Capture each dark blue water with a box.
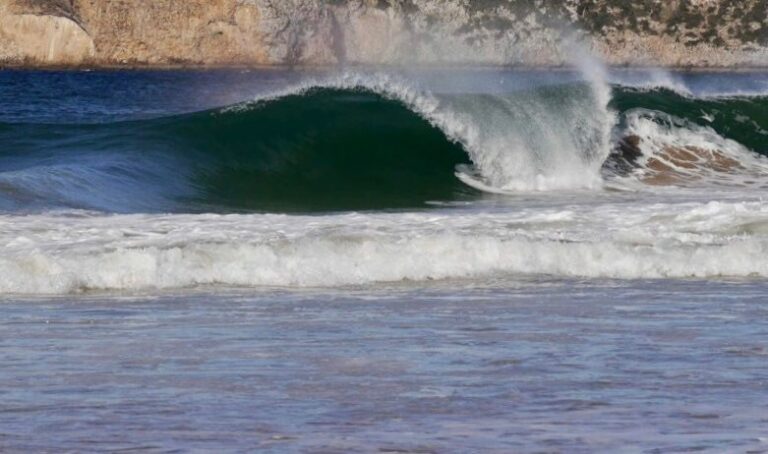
[0,69,312,123]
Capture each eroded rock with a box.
[0,0,766,67]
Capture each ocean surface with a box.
[1,68,768,452]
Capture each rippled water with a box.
[2,280,768,452]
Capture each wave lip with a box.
[3,202,768,294]
[233,72,616,193]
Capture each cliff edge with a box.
[1,0,766,68]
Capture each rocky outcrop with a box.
[71,0,269,65]
[0,0,766,68]
[0,0,94,64]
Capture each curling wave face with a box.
[0,83,473,212]
[3,71,768,293]
[0,72,618,213]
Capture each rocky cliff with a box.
[1,0,766,68]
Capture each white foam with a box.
[2,200,768,294]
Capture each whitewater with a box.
[4,196,768,293]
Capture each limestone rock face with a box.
[71,0,269,65]
[0,0,766,67]
[0,0,94,64]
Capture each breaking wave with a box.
[0,72,615,212]
[3,200,768,294]
[3,71,768,294]
[2,72,768,215]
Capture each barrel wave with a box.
[2,73,768,215]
